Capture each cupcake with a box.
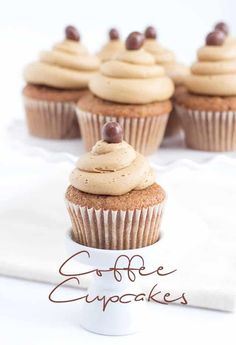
[97,28,124,62]
[176,30,236,151]
[23,25,100,139]
[77,32,174,155]
[144,26,190,136]
[65,122,166,249]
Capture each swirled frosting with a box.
[144,39,190,86]
[89,48,174,104]
[186,43,236,96]
[98,40,124,62]
[24,39,100,89]
[69,140,156,195]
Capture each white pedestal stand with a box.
[66,231,159,336]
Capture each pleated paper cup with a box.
[164,107,182,137]
[176,105,236,151]
[65,198,165,250]
[76,107,169,155]
[23,96,80,139]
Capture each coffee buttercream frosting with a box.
[69,140,156,195]
[89,48,174,104]
[186,43,236,96]
[24,39,100,89]
[144,39,189,85]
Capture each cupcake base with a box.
[176,91,236,151]
[65,183,166,250]
[77,93,172,155]
[23,84,88,139]
[176,105,236,151]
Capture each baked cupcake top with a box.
[186,30,236,96]
[143,26,190,86]
[89,31,174,104]
[23,26,100,90]
[69,122,156,196]
[97,28,124,62]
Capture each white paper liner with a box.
[176,105,236,151]
[76,107,169,155]
[65,199,165,250]
[23,96,80,139]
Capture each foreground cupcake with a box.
[97,28,124,62]
[176,30,236,151]
[65,122,166,249]
[77,32,174,155]
[144,26,189,136]
[23,25,100,139]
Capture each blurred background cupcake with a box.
[23,25,100,139]
[176,29,236,151]
[66,122,166,249]
[77,31,174,155]
[214,21,236,46]
[97,28,124,62]
[144,25,190,137]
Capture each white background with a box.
[1,1,236,344]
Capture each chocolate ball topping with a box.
[125,31,145,50]
[144,26,157,39]
[65,25,80,41]
[109,28,119,40]
[215,22,229,35]
[206,30,225,46]
[102,122,123,144]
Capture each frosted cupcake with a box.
[77,32,174,155]
[176,30,236,151]
[144,26,189,136]
[97,28,124,62]
[65,122,166,249]
[23,26,100,139]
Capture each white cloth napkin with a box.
[0,150,236,311]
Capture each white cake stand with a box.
[66,230,160,336]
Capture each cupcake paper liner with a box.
[65,199,165,250]
[76,107,169,155]
[23,96,80,139]
[164,107,182,137]
[176,105,236,151]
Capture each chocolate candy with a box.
[144,26,157,39]
[109,28,119,40]
[215,22,229,35]
[102,122,123,143]
[126,31,144,50]
[206,30,225,46]
[65,25,80,41]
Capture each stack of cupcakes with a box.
[77,31,174,155]
[143,26,189,136]
[23,25,100,139]
[65,121,166,249]
[176,29,236,151]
